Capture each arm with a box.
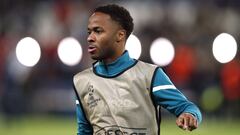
[152,68,202,130]
[76,100,93,135]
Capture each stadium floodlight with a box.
[212,33,237,64]
[57,37,83,66]
[16,37,41,67]
[150,37,175,66]
[125,34,142,59]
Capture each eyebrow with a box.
[87,26,103,31]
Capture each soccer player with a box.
[73,4,202,135]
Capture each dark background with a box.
[0,0,239,125]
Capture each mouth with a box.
[88,45,97,53]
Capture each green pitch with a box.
[0,115,239,135]
[161,117,240,135]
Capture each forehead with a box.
[88,12,117,28]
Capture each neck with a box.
[102,49,125,65]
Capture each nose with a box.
[87,32,96,43]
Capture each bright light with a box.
[212,33,237,63]
[150,38,175,66]
[16,37,41,67]
[125,34,142,59]
[58,37,82,66]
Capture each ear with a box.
[116,30,126,43]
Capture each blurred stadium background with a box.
[0,0,240,134]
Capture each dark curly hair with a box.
[93,4,134,39]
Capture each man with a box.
[73,4,202,135]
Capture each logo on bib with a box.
[87,84,101,109]
[95,125,147,135]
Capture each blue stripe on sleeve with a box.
[152,68,202,124]
[76,101,93,135]
[153,68,173,87]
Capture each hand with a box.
[176,113,198,131]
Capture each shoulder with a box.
[134,61,159,82]
[73,68,93,84]
[136,60,158,70]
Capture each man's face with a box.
[87,12,120,61]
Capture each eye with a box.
[94,27,103,34]
[95,29,102,34]
[87,30,91,35]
